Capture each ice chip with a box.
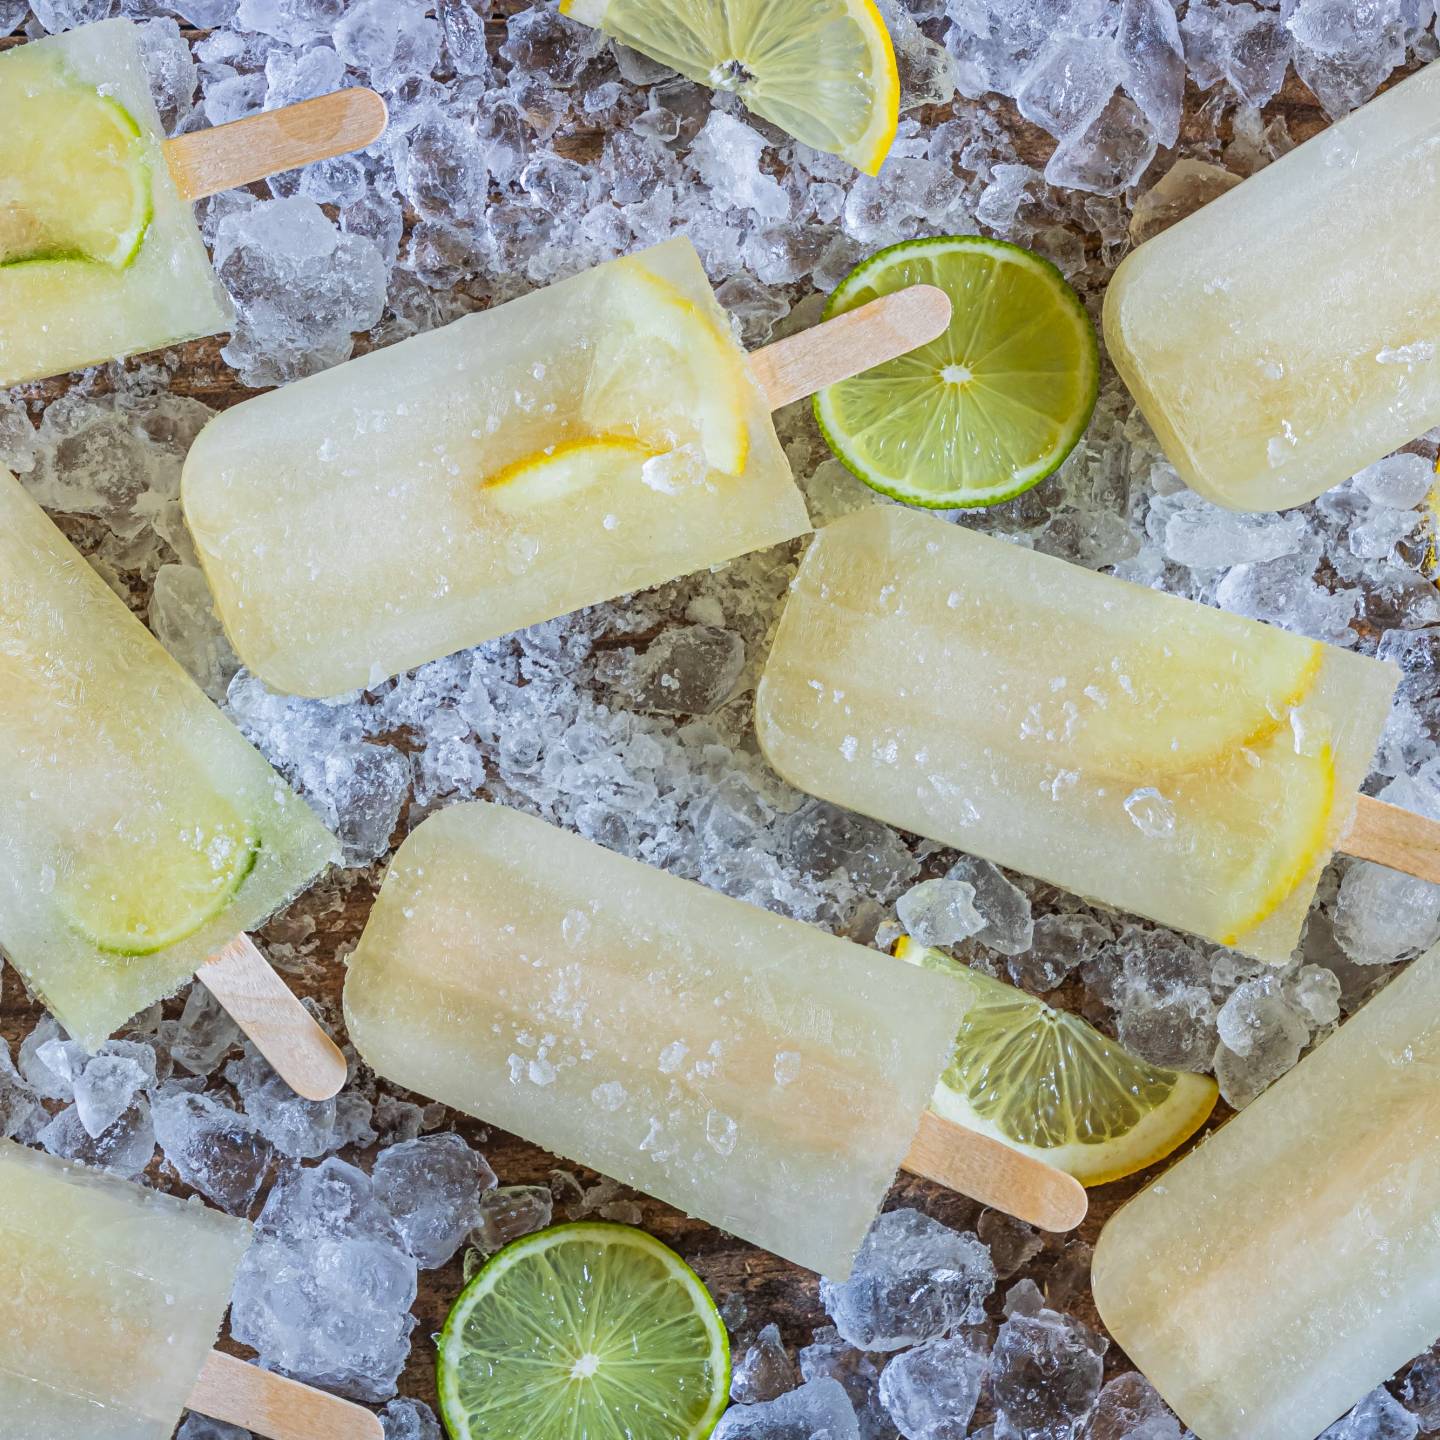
[714,1377,861,1440]
[372,1132,496,1269]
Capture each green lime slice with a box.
[0,54,154,271]
[60,797,260,956]
[897,939,1216,1187]
[815,236,1100,507]
[437,1222,730,1440]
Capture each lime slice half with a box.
[815,236,1100,507]
[561,0,899,174]
[0,54,153,271]
[60,797,260,956]
[437,1222,730,1440]
[897,939,1217,1186]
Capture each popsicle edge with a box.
[902,1109,1089,1233]
[197,933,347,1101]
[189,1351,383,1440]
[1341,794,1440,883]
[748,285,953,411]
[164,88,389,203]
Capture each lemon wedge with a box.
[482,435,658,513]
[897,938,1218,1187]
[584,259,751,477]
[561,0,899,175]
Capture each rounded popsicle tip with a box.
[344,86,389,150]
[887,282,953,349]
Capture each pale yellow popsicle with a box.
[343,801,967,1278]
[0,1138,253,1439]
[1093,940,1440,1440]
[1105,58,1440,511]
[183,237,809,698]
[0,470,339,1050]
[755,508,1397,962]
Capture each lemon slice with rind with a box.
[897,938,1218,1186]
[816,236,1099,506]
[438,1222,730,1440]
[0,52,153,270]
[583,259,750,477]
[561,0,899,175]
[60,795,259,956]
[482,435,659,513]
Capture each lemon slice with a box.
[60,795,260,956]
[897,938,1218,1186]
[583,259,750,476]
[437,1222,730,1440]
[562,0,899,174]
[0,51,153,270]
[816,236,1099,507]
[1177,730,1337,948]
[482,435,659,513]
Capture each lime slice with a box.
[0,53,153,270]
[60,797,260,956]
[437,1222,730,1440]
[482,435,659,513]
[584,259,751,476]
[561,0,899,174]
[897,938,1217,1187]
[815,237,1100,507]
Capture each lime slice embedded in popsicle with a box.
[481,434,659,513]
[583,259,751,477]
[896,938,1218,1186]
[437,1222,730,1440]
[60,797,260,956]
[815,236,1100,507]
[0,62,154,271]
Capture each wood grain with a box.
[189,1351,384,1440]
[1342,795,1440,883]
[902,1110,1089,1233]
[749,285,952,410]
[164,89,388,203]
[196,934,348,1101]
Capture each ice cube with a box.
[1319,1387,1420,1440]
[878,1335,988,1440]
[380,1397,444,1440]
[39,1098,156,1180]
[896,878,985,948]
[472,1183,554,1253]
[177,1416,253,1440]
[171,983,244,1078]
[820,1209,995,1351]
[714,1377,861,1440]
[153,1089,276,1214]
[949,858,1034,956]
[731,1324,797,1405]
[990,1304,1107,1440]
[1087,1373,1182,1440]
[372,1132,496,1269]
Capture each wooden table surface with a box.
[0,7,1365,1432]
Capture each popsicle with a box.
[1092,939,1440,1440]
[1105,58,1440,512]
[0,1138,381,1440]
[0,470,343,1097]
[343,802,1086,1277]
[0,18,386,388]
[755,507,1404,964]
[180,236,951,698]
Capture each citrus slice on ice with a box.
[60,795,259,956]
[1177,729,1337,948]
[0,55,153,270]
[481,434,659,513]
[561,0,899,174]
[897,938,1218,1186]
[584,259,751,476]
[816,236,1099,507]
[437,1222,730,1440]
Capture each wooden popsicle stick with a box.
[196,934,347,1102]
[1342,794,1440,882]
[748,285,953,411]
[189,1350,382,1440]
[164,89,389,203]
[902,1109,1088,1233]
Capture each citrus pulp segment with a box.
[437,1222,730,1440]
[815,236,1099,506]
[482,435,659,513]
[560,0,899,174]
[897,939,1218,1186]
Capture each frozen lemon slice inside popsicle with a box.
[0,55,152,269]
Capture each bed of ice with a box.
[4,0,1440,1436]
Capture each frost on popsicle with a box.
[756,507,1399,963]
[0,19,232,388]
[182,237,807,698]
